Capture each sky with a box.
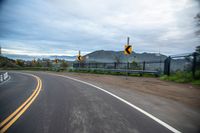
[0,0,200,56]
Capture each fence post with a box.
[164,56,171,76]
[127,62,130,69]
[114,62,117,69]
[143,61,146,71]
[192,52,197,79]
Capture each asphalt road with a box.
[0,72,177,133]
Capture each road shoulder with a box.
[53,72,200,133]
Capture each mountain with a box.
[2,54,76,61]
[2,50,167,63]
[50,55,76,61]
[83,50,167,63]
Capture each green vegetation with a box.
[160,71,200,85]
[130,60,141,70]
[0,56,69,72]
[0,56,19,68]
[60,60,68,68]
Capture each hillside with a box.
[0,56,18,68]
[84,50,167,63]
[2,51,167,63]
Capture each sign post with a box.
[124,37,132,79]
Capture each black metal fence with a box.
[164,52,200,78]
[73,61,164,71]
[73,52,200,78]
[73,60,164,76]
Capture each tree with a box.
[16,59,24,67]
[46,59,51,67]
[0,56,16,68]
[60,60,68,68]
[195,45,200,53]
[35,59,42,67]
[131,60,141,70]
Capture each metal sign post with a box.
[124,37,132,79]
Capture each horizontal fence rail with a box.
[74,68,160,75]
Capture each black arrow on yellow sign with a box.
[55,59,58,63]
[77,50,82,61]
[77,55,82,61]
[124,45,132,55]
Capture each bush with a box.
[160,71,199,84]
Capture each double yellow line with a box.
[0,74,42,133]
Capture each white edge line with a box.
[49,73,181,133]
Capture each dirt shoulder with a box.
[59,72,200,108]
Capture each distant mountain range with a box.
[83,50,167,63]
[2,54,76,61]
[2,50,167,63]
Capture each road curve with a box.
[0,72,178,133]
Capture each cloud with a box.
[0,0,199,56]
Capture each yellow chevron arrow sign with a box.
[124,45,132,55]
[77,50,82,61]
[77,55,82,61]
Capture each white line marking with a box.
[48,73,181,133]
[0,76,11,85]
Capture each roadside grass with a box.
[160,71,200,85]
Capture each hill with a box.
[0,56,18,68]
[84,50,167,63]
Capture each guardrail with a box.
[0,72,9,83]
[73,68,160,76]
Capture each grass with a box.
[160,71,200,85]
[192,80,200,85]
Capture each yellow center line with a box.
[0,73,42,133]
